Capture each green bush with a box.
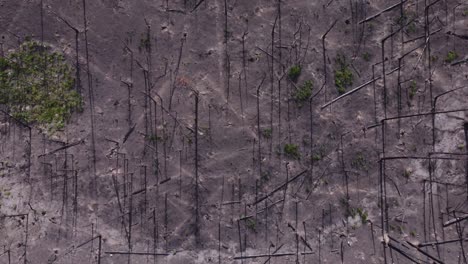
[294,80,313,107]
[348,206,368,224]
[355,207,368,224]
[334,54,353,95]
[262,128,272,139]
[351,153,367,170]
[0,41,81,133]
[445,51,458,63]
[284,143,300,159]
[148,134,163,142]
[311,145,326,161]
[407,22,416,33]
[288,65,301,83]
[362,52,371,62]
[246,218,256,231]
[312,154,322,161]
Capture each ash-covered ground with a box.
[0,0,468,263]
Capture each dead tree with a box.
[223,0,230,101]
[256,75,266,178]
[81,0,97,195]
[270,13,278,159]
[465,123,468,200]
[169,34,187,110]
[194,91,200,246]
[321,20,338,107]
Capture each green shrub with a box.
[0,41,81,133]
[407,22,416,33]
[294,80,313,107]
[362,52,371,62]
[351,153,367,170]
[312,154,322,161]
[288,65,301,83]
[445,51,458,63]
[349,207,368,224]
[148,134,163,142]
[311,145,326,161]
[334,54,353,94]
[284,143,300,159]
[356,208,368,224]
[337,86,346,95]
[246,218,256,231]
[262,128,272,139]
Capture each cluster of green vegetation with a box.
[407,22,417,33]
[312,153,322,161]
[351,153,367,170]
[148,134,164,143]
[311,145,326,161]
[0,41,81,133]
[294,80,313,107]
[344,203,368,224]
[362,52,371,62]
[284,143,300,159]
[390,224,405,234]
[246,218,256,231]
[262,128,272,139]
[288,65,301,83]
[352,207,368,224]
[0,187,11,198]
[334,54,353,95]
[340,197,368,224]
[445,50,458,63]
